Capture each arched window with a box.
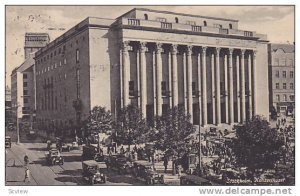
[175,17,179,23]
[229,23,233,29]
[144,14,148,20]
[203,21,207,26]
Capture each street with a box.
[5,142,148,186]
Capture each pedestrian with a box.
[24,154,29,166]
[163,157,168,173]
[23,167,30,183]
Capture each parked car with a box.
[132,160,164,185]
[180,175,218,186]
[45,149,64,165]
[82,160,107,185]
[5,136,11,148]
[26,130,37,139]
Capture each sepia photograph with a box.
[4,4,295,189]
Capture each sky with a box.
[5,5,294,86]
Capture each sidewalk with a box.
[154,161,180,185]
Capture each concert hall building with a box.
[34,8,269,133]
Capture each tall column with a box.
[136,46,140,108]
[202,47,208,126]
[187,45,193,123]
[224,54,229,124]
[197,51,202,126]
[229,49,234,124]
[155,43,163,116]
[183,51,187,115]
[171,44,178,107]
[122,41,130,106]
[241,49,246,122]
[248,52,252,119]
[153,50,156,116]
[139,42,147,118]
[211,52,216,125]
[252,50,257,115]
[215,48,221,125]
[236,55,241,123]
[168,51,172,108]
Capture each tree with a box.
[114,104,151,146]
[231,115,284,171]
[83,106,113,136]
[153,106,195,157]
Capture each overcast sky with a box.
[5,5,294,86]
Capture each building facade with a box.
[34,8,269,136]
[5,85,12,124]
[10,33,49,126]
[268,43,295,115]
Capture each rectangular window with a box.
[23,90,28,95]
[275,83,279,89]
[59,48,61,54]
[64,58,67,64]
[282,71,286,78]
[23,82,28,87]
[24,98,28,104]
[274,58,279,66]
[129,81,135,96]
[156,17,166,22]
[275,70,279,78]
[290,83,294,90]
[276,95,280,102]
[192,82,196,96]
[23,73,27,79]
[290,95,294,101]
[76,69,80,98]
[283,83,286,89]
[161,81,167,96]
[283,94,287,101]
[290,71,294,78]
[289,59,294,66]
[186,21,196,25]
[76,49,79,63]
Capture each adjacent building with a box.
[5,85,12,125]
[34,8,269,137]
[268,43,295,115]
[10,33,49,127]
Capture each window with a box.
[229,23,233,29]
[23,90,28,95]
[275,83,279,89]
[280,59,286,66]
[290,95,294,101]
[175,17,179,23]
[156,17,166,22]
[144,14,148,20]
[54,63,57,68]
[192,82,196,96]
[186,21,196,26]
[282,71,286,78]
[274,58,279,66]
[47,55,49,60]
[275,70,279,78]
[24,98,28,104]
[59,48,61,54]
[129,81,135,96]
[64,58,67,64]
[54,50,56,56]
[203,21,207,26]
[213,24,222,28]
[288,59,294,66]
[76,69,80,98]
[23,74,28,79]
[290,71,294,78]
[60,61,62,66]
[76,49,79,63]
[283,94,287,101]
[23,82,28,87]
[161,81,167,96]
[63,45,66,51]
[276,95,280,101]
[290,83,294,90]
[283,83,286,89]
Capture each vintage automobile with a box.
[107,154,132,174]
[27,130,37,139]
[45,149,64,165]
[5,136,11,148]
[56,137,79,152]
[82,160,107,185]
[82,145,106,162]
[180,175,218,186]
[132,160,164,185]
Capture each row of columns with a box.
[121,41,257,125]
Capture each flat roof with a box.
[118,8,238,22]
